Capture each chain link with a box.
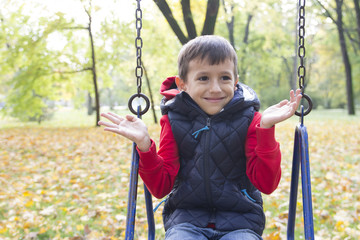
[298,0,306,93]
[135,0,143,95]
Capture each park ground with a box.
[0,108,359,239]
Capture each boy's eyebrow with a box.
[194,71,209,76]
[195,70,233,75]
[219,70,233,75]
[216,70,234,76]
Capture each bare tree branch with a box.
[54,67,92,74]
[315,0,359,54]
[62,26,89,30]
[315,0,337,24]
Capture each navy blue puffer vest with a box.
[160,84,265,236]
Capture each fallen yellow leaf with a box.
[25,200,34,208]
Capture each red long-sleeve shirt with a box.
[138,111,281,199]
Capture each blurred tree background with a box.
[1,1,359,239]
[0,0,359,126]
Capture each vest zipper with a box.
[203,117,213,207]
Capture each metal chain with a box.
[135,0,143,95]
[298,0,306,93]
[128,0,150,116]
[294,0,313,117]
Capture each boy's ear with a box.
[234,76,239,90]
[175,76,186,91]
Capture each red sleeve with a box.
[137,115,180,199]
[245,112,281,194]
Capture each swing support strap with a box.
[125,139,155,240]
[125,110,155,240]
[287,107,315,240]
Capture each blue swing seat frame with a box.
[125,109,155,240]
[287,110,315,240]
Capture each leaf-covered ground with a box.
[0,117,359,239]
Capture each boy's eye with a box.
[198,76,208,81]
[221,76,231,81]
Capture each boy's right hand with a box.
[98,112,151,152]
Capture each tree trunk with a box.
[221,0,235,47]
[87,92,93,115]
[142,63,158,124]
[316,0,355,115]
[86,10,101,125]
[336,0,355,115]
[107,88,114,110]
[239,14,253,83]
[153,0,188,44]
[292,4,299,91]
[282,57,294,90]
[181,0,197,39]
[243,14,252,44]
[154,0,220,44]
[201,0,220,35]
[354,0,360,49]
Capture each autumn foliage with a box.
[0,118,359,239]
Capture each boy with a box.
[99,35,301,239]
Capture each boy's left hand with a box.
[260,89,302,128]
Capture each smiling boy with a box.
[99,35,301,239]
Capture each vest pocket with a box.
[241,189,257,203]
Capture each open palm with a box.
[260,89,302,128]
[98,112,151,151]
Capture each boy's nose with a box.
[209,80,221,93]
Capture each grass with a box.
[1,106,358,129]
[0,106,160,129]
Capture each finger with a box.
[98,120,118,128]
[103,127,117,132]
[101,113,121,124]
[103,127,125,136]
[292,96,302,112]
[107,112,122,120]
[104,126,126,135]
[278,99,289,107]
[289,101,298,112]
[295,93,302,106]
[291,89,302,103]
[107,112,125,123]
[104,127,135,142]
[99,113,114,123]
[289,90,295,102]
[125,114,137,122]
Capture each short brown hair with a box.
[178,35,238,81]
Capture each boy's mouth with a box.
[204,97,225,103]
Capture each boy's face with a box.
[176,58,238,115]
